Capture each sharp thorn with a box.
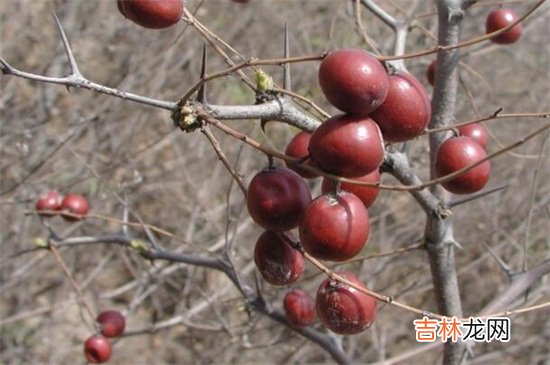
[260,119,270,133]
[197,43,208,103]
[283,23,291,92]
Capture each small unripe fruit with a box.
[299,192,369,262]
[35,190,63,216]
[316,272,377,335]
[247,167,312,232]
[61,194,89,222]
[97,310,126,338]
[435,136,491,194]
[321,169,380,208]
[284,131,318,179]
[486,8,522,44]
[84,335,112,364]
[319,49,389,116]
[254,231,304,286]
[283,289,316,327]
[309,114,384,178]
[118,0,184,29]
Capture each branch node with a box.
[172,103,202,132]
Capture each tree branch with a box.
[426,1,467,363]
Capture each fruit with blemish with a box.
[316,272,377,335]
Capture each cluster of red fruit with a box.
[84,310,126,363]
[35,190,89,221]
[249,7,523,332]
[112,0,519,336]
[427,8,522,193]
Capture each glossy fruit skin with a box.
[435,136,490,194]
[486,8,522,44]
[61,194,89,222]
[35,190,63,216]
[427,60,436,86]
[254,231,304,286]
[247,167,312,232]
[84,335,112,364]
[309,114,384,178]
[299,192,369,262]
[316,272,377,335]
[283,289,317,327]
[321,169,380,208]
[284,131,318,179]
[118,0,183,29]
[97,310,126,338]
[458,123,489,149]
[370,72,431,142]
[318,49,389,116]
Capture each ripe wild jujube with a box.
[299,191,369,262]
[486,8,522,44]
[308,114,384,178]
[316,272,377,335]
[97,310,126,338]
[321,169,380,208]
[284,131,318,179]
[458,123,489,149]
[84,335,112,364]
[254,231,304,286]
[283,289,317,327]
[35,190,63,216]
[247,167,311,231]
[318,48,389,116]
[435,136,490,194]
[61,194,89,222]
[117,0,184,29]
[370,72,431,142]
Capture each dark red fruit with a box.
[370,72,431,142]
[84,335,112,364]
[117,0,127,16]
[435,136,490,194]
[318,48,389,116]
[35,190,63,216]
[309,114,384,178]
[427,60,436,86]
[486,8,522,44]
[316,272,377,335]
[284,131,318,179]
[118,0,184,29]
[61,194,89,222]
[247,167,312,232]
[321,169,380,208]
[458,123,489,149]
[254,231,304,286]
[97,310,126,338]
[283,289,317,327]
[299,192,369,262]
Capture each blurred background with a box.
[1,0,548,364]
